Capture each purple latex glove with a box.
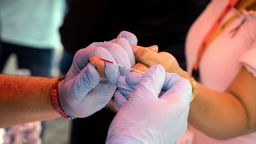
[106,65,192,144]
[57,37,134,118]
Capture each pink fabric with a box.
[184,0,256,143]
[240,45,256,77]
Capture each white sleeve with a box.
[240,42,256,77]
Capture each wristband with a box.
[50,78,75,120]
[189,76,197,101]
[181,71,198,102]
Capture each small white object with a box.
[16,69,31,76]
[0,129,4,144]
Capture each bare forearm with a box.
[0,75,60,127]
[189,83,252,139]
[133,47,256,139]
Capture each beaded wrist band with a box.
[50,78,75,120]
[181,71,198,102]
[188,76,197,101]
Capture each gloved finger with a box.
[68,63,101,99]
[117,31,138,45]
[117,76,136,99]
[123,72,142,90]
[160,73,192,104]
[111,38,135,65]
[68,46,115,76]
[104,62,131,84]
[114,90,128,110]
[79,81,117,116]
[89,41,131,67]
[87,81,117,102]
[131,64,166,100]
[88,55,131,84]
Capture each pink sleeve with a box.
[240,42,256,77]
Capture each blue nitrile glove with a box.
[111,30,138,66]
[117,31,138,46]
[108,31,138,109]
[88,40,133,84]
[58,39,133,118]
[106,65,192,144]
[88,30,138,81]
[111,37,135,66]
[114,72,142,108]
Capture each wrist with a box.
[50,78,76,120]
[179,69,198,102]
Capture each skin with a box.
[89,56,107,79]
[132,46,256,139]
[3,44,254,139]
[0,50,154,127]
[0,74,60,128]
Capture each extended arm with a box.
[0,32,135,128]
[189,67,256,139]
[133,46,256,139]
[0,75,59,127]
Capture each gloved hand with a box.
[106,65,192,144]
[114,72,142,108]
[57,34,135,118]
[117,31,138,46]
[114,62,150,109]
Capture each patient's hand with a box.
[132,45,187,78]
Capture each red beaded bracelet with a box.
[50,78,75,120]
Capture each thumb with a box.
[114,90,128,109]
[71,63,101,98]
[160,73,192,104]
[134,64,165,99]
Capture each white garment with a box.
[185,0,256,143]
[0,0,65,48]
[0,129,3,144]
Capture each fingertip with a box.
[84,63,102,83]
[148,45,159,52]
[125,72,142,88]
[117,31,138,45]
[138,64,165,98]
[160,73,192,104]
[104,63,120,84]
[74,63,101,95]
[74,46,115,67]
[144,64,165,80]
[88,42,102,47]
[101,41,132,68]
[111,38,135,65]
